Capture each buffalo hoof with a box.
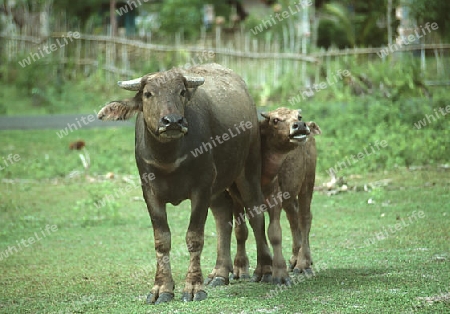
[181,290,207,302]
[230,273,250,280]
[293,268,315,277]
[146,292,174,305]
[252,272,272,283]
[303,268,315,277]
[207,276,228,287]
[203,277,212,285]
[194,290,208,301]
[288,263,295,272]
[273,276,292,286]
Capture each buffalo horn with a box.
[184,76,205,88]
[117,77,142,91]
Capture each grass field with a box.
[1,128,449,314]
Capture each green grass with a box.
[0,128,449,313]
[0,81,131,116]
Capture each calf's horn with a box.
[117,77,142,91]
[183,76,205,88]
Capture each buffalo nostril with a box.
[161,117,171,126]
[177,117,184,125]
[292,122,299,130]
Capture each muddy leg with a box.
[181,189,210,302]
[267,189,291,285]
[295,192,314,276]
[234,181,272,283]
[205,191,234,286]
[283,198,302,272]
[142,191,175,305]
[232,197,251,280]
[226,184,250,280]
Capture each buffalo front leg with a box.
[142,192,175,305]
[205,191,234,286]
[182,189,210,302]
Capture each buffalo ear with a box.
[97,98,142,121]
[306,121,322,135]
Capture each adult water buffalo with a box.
[97,63,272,304]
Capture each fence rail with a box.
[1,33,449,91]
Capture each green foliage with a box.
[263,56,450,176]
[317,0,400,48]
[1,50,448,176]
[407,0,450,42]
[317,18,351,49]
[158,0,204,39]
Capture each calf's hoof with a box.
[181,290,207,302]
[146,292,174,305]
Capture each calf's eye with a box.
[273,118,279,124]
[144,91,152,98]
[180,90,186,97]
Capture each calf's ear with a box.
[307,121,322,135]
[97,98,142,121]
[260,112,270,120]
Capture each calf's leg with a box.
[266,188,291,285]
[283,198,302,272]
[295,190,314,276]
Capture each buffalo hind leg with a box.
[205,191,234,286]
[234,180,272,283]
[226,184,250,280]
[229,185,250,280]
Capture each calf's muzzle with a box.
[289,121,310,143]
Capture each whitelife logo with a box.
[18,32,80,68]
[190,121,253,157]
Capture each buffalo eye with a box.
[273,118,279,124]
[298,115,302,121]
[180,90,186,97]
[144,91,152,98]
